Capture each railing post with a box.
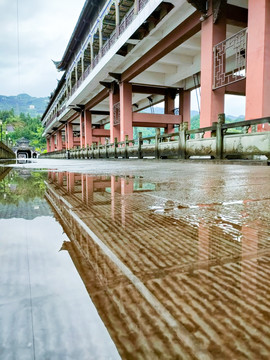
[105,139,108,158]
[125,135,129,159]
[114,137,118,159]
[98,142,101,159]
[178,122,187,159]
[155,128,160,159]
[216,113,225,159]
[138,132,142,159]
[91,144,94,159]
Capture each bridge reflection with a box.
[45,171,270,359]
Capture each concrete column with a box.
[50,136,55,152]
[81,55,84,74]
[65,124,68,149]
[109,87,120,142]
[165,92,175,134]
[99,24,103,50]
[67,122,74,149]
[245,0,270,131]
[84,110,93,147]
[120,82,133,142]
[56,130,63,151]
[200,1,226,128]
[46,138,50,152]
[80,112,84,148]
[115,0,120,26]
[134,0,139,15]
[180,90,191,128]
[90,41,94,65]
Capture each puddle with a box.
[1,163,270,359]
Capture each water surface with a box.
[1,160,270,359]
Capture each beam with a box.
[92,129,110,137]
[85,88,109,111]
[132,113,182,126]
[132,84,169,95]
[226,4,248,27]
[90,110,110,115]
[225,79,246,96]
[121,11,201,82]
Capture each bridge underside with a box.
[42,0,270,153]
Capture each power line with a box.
[16,0,21,111]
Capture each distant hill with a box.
[0,94,48,116]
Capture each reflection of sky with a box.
[0,214,120,359]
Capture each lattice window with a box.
[113,102,120,126]
[213,28,247,89]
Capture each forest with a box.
[0,109,46,152]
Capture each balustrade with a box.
[213,28,247,89]
[41,117,270,161]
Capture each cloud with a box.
[0,0,85,97]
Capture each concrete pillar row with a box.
[200,0,226,128]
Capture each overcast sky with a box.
[0,0,245,116]
[0,0,85,98]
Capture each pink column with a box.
[245,0,270,131]
[84,111,93,147]
[67,122,74,149]
[46,138,50,152]
[180,90,191,128]
[109,88,120,142]
[56,131,63,151]
[50,136,55,152]
[120,82,133,142]
[80,112,85,148]
[200,3,226,128]
[164,93,175,134]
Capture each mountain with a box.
[0,94,48,116]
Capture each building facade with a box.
[42,0,270,153]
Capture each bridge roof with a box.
[54,0,101,71]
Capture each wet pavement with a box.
[0,159,270,359]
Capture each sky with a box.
[0,0,85,98]
[0,0,245,116]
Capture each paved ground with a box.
[1,159,270,359]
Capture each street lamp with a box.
[0,120,2,142]
[5,130,8,145]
